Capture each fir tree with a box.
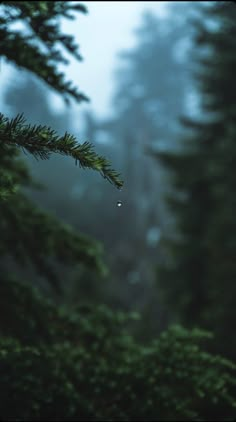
[0,1,123,289]
[0,1,123,197]
[156,1,236,359]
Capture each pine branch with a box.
[0,114,124,189]
[0,1,88,103]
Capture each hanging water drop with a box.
[117,200,122,207]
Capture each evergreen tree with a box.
[83,5,196,336]
[0,1,122,291]
[0,1,123,196]
[156,1,236,359]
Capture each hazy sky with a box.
[57,1,168,119]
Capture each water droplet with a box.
[117,200,122,207]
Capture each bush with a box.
[0,278,235,421]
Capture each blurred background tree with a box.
[71,2,198,337]
[155,1,236,361]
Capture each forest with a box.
[0,1,236,420]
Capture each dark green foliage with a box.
[0,191,107,285]
[0,141,34,199]
[0,1,88,103]
[156,1,236,359]
[0,279,235,421]
[0,339,89,422]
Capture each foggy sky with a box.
[57,1,168,119]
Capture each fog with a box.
[59,1,168,118]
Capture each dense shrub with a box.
[0,278,235,421]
